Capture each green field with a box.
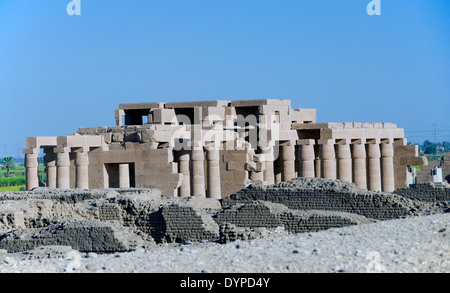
[0,176,26,186]
[0,165,45,192]
[409,165,423,170]
[0,165,45,176]
[421,153,447,162]
[0,165,26,177]
[0,185,25,192]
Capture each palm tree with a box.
[1,157,15,177]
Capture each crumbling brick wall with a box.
[214,200,370,235]
[394,183,450,202]
[220,178,424,220]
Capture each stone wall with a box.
[214,200,371,234]
[417,154,450,184]
[394,183,450,202]
[0,177,449,252]
[220,178,433,220]
[219,149,252,197]
[0,220,144,253]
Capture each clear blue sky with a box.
[1,0,449,158]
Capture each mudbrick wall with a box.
[393,183,450,202]
[220,178,447,220]
[0,177,449,253]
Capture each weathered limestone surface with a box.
[26,99,426,199]
[0,177,448,252]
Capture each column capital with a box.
[72,146,90,153]
[318,139,336,145]
[280,140,296,147]
[352,142,366,159]
[25,153,39,167]
[206,147,220,161]
[381,138,394,144]
[75,151,89,166]
[336,143,352,159]
[54,147,70,154]
[366,138,381,145]
[351,138,366,145]
[335,138,351,145]
[367,142,381,157]
[296,139,315,146]
[23,148,40,155]
[381,140,394,157]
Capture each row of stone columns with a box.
[261,139,396,192]
[25,148,94,190]
[177,147,222,199]
[25,140,394,194]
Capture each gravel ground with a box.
[0,213,448,274]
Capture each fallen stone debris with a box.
[0,178,448,256]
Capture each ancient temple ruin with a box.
[23,99,426,197]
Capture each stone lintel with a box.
[25,137,58,149]
[230,99,290,107]
[165,100,230,109]
[119,102,164,110]
[291,123,331,130]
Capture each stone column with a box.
[262,145,275,185]
[367,141,382,191]
[25,150,39,191]
[381,140,395,192]
[314,145,321,178]
[56,148,71,190]
[207,147,221,199]
[44,149,57,188]
[191,148,206,197]
[352,141,367,189]
[299,140,315,178]
[319,139,336,179]
[282,144,296,182]
[336,141,352,183]
[119,163,130,188]
[75,150,89,189]
[190,120,206,197]
[178,150,191,197]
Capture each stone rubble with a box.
[0,178,448,256]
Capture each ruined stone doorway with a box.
[105,163,136,188]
